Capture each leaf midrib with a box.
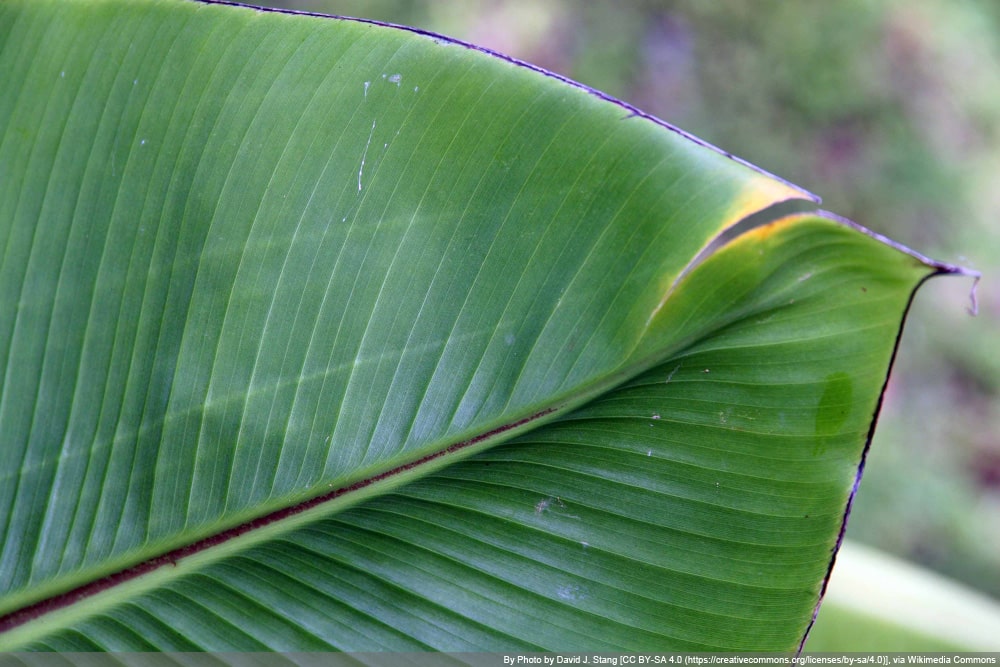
[0,199,827,650]
[0,404,567,647]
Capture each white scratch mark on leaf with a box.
[556,584,585,601]
[363,81,370,97]
[388,73,401,86]
[358,119,376,192]
[535,496,559,514]
[535,496,580,520]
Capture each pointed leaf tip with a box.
[0,0,974,651]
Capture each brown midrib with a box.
[0,407,556,638]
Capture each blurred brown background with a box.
[251,0,1000,601]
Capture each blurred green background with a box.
[250,0,999,635]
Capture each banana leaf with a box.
[0,0,974,651]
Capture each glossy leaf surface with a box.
[0,0,962,651]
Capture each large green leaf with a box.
[0,0,971,651]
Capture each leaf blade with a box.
[5,212,945,650]
[0,0,957,652]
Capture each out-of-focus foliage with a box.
[256,0,1000,600]
[805,542,1000,651]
